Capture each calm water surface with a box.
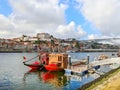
[0,52,117,90]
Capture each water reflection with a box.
[23,69,68,88]
[23,69,100,90]
[23,69,38,82]
[40,71,68,87]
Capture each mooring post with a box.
[87,54,89,69]
[68,55,71,69]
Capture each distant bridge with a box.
[83,49,118,52]
[90,57,120,66]
[79,38,120,49]
[80,38,120,42]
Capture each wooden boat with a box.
[23,53,68,71]
[23,61,43,70]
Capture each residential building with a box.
[29,37,38,43]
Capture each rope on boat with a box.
[23,55,39,63]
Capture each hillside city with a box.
[0,33,119,52]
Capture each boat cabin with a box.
[48,53,68,69]
[39,53,49,65]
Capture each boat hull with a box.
[45,64,64,71]
[23,61,43,70]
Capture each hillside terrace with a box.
[0,33,119,52]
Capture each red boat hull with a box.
[27,65,40,70]
[24,61,43,70]
[45,64,64,71]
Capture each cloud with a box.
[1,0,120,40]
[87,34,115,40]
[0,0,65,38]
[87,34,99,40]
[55,21,87,39]
[0,0,88,39]
[76,0,120,37]
[0,14,15,38]
[8,0,67,36]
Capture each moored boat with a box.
[23,61,43,70]
[98,54,108,60]
[23,53,68,71]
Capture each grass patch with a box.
[78,67,120,90]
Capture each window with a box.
[58,56,62,61]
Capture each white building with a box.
[37,33,51,41]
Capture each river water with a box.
[0,52,117,90]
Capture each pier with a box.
[90,57,120,66]
[65,65,100,76]
[65,56,120,76]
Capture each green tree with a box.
[75,41,80,49]
[51,39,54,46]
[34,40,47,44]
